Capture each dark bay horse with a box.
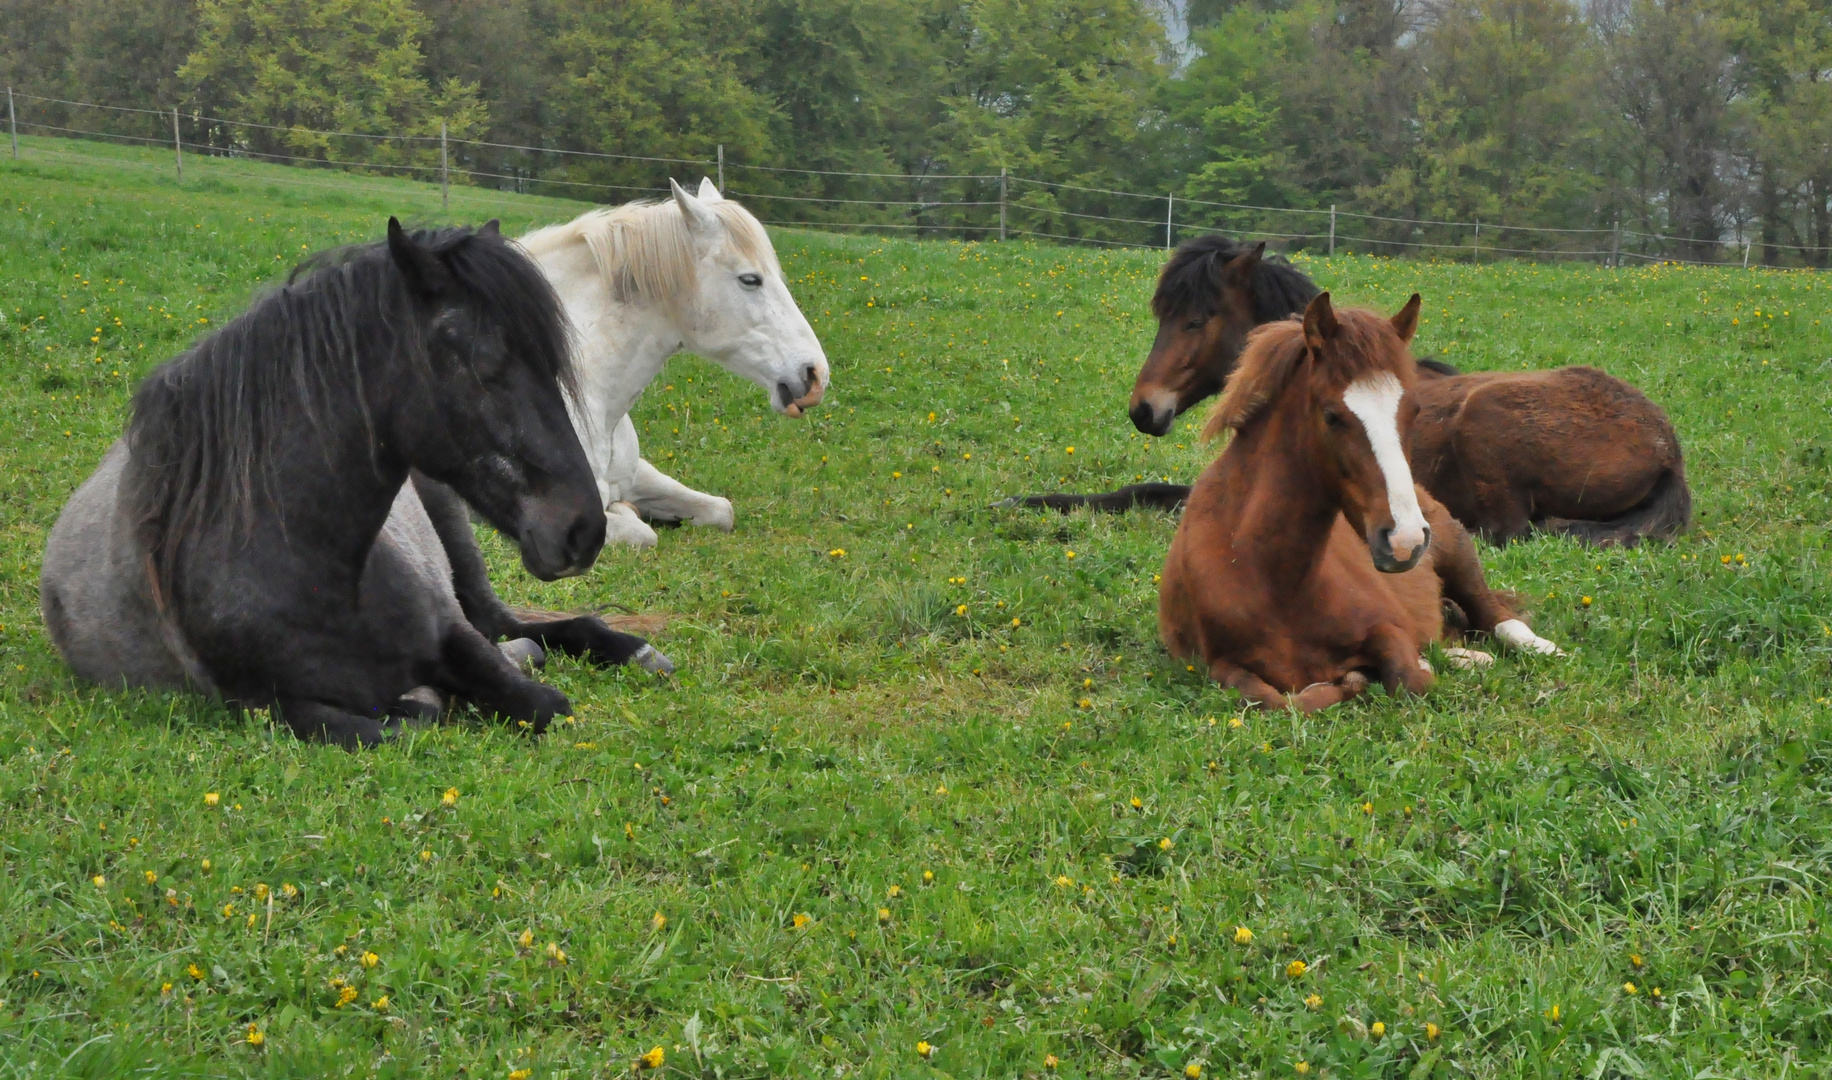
[1159,293,1560,712]
[41,219,666,747]
[1006,235,1691,547]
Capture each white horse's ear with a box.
[697,176,723,203]
[670,177,722,241]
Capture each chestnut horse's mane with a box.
[1204,309,1408,439]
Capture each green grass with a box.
[5,135,1832,1079]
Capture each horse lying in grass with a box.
[518,178,830,548]
[1007,235,1691,547]
[1159,292,1561,712]
[41,220,667,747]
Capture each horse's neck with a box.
[1216,395,1343,582]
[539,241,684,425]
[262,362,410,574]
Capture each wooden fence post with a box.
[999,167,1007,241]
[171,106,182,181]
[7,87,16,160]
[440,122,448,210]
[1329,204,1336,256]
[1165,193,1173,250]
[717,144,724,193]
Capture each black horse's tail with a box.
[992,482,1192,514]
[1541,465,1693,547]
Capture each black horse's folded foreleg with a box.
[411,472,673,673]
[436,624,571,735]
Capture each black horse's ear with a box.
[387,217,452,297]
[1221,241,1265,286]
[478,219,502,238]
[1391,293,1422,344]
[1303,291,1339,350]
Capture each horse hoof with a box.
[1495,619,1565,657]
[1443,647,1494,670]
[1416,657,1434,675]
[499,637,546,672]
[605,502,660,549]
[691,499,735,532]
[1340,671,1370,693]
[632,643,675,675]
[391,685,446,720]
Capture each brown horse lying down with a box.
[1004,235,1691,547]
[1159,292,1560,712]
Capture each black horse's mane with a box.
[128,224,573,588]
[1151,234,1321,323]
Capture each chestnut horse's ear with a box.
[1391,293,1422,344]
[1302,291,1339,351]
[1221,241,1265,285]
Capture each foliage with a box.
[179,0,487,166]
[7,137,1832,1075]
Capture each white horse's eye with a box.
[737,272,763,289]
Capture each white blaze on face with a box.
[1341,372,1428,560]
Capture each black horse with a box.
[41,219,667,747]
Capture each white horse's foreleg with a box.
[630,458,734,531]
[605,501,659,549]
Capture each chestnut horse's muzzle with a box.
[1369,524,1430,574]
[1129,398,1175,437]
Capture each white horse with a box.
[519,179,830,548]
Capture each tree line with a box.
[4,0,1830,263]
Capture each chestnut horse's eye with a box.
[1323,410,1349,430]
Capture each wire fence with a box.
[6,87,1821,268]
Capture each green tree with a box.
[180,0,485,168]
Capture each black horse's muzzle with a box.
[516,494,606,580]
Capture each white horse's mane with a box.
[520,197,782,308]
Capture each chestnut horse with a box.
[1005,235,1691,547]
[1160,292,1561,711]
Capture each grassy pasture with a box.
[5,137,1832,1078]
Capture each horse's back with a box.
[40,440,190,689]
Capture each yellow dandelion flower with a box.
[253,883,269,900]
[955,604,968,616]
[510,1071,533,1080]
[282,883,298,899]
[829,548,846,558]
[1011,617,1021,627]
[92,874,106,888]
[1304,993,1322,1009]
[1286,959,1308,978]
[204,792,220,807]
[246,1023,264,1047]
[419,849,431,862]
[372,995,389,1011]
[1581,596,1592,607]
[519,928,534,948]
[221,903,235,918]
[1158,837,1173,851]
[361,951,379,968]
[916,1040,934,1059]
[878,907,891,923]
[1426,1022,1441,1040]
[792,913,811,929]
[201,858,212,872]
[545,941,567,962]
[161,981,173,996]
[442,787,459,807]
[1185,1066,1203,1079]
[1294,1062,1311,1075]
[1233,926,1253,945]
[1630,953,1643,968]
[186,963,204,981]
[922,870,935,885]
[1065,550,1077,559]
[1622,982,1637,995]
[650,911,667,933]
[1129,796,1143,810]
[1065,446,1075,454]
[1044,1054,1060,1069]
[637,1046,665,1070]
[1371,1021,1385,1038]
[888,884,903,898]
[144,870,157,885]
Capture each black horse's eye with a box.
[738,272,764,289]
[1185,316,1208,331]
